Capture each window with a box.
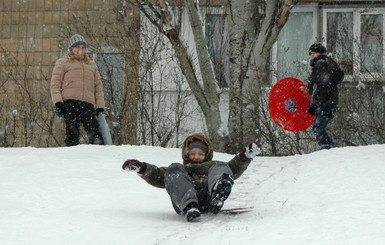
[324,8,385,80]
[273,6,385,84]
[325,11,354,75]
[272,7,318,83]
[360,14,383,73]
[93,52,125,115]
[204,10,230,88]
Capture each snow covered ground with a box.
[1,144,385,245]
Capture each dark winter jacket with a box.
[138,135,250,191]
[307,54,344,117]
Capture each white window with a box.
[272,6,318,84]
[323,8,385,81]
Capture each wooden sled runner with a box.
[220,206,254,215]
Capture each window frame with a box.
[323,7,385,82]
[271,5,319,84]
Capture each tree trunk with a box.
[134,0,293,152]
[183,0,224,150]
[224,0,294,152]
[224,0,257,152]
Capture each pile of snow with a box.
[1,144,384,245]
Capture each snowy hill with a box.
[1,144,385,245]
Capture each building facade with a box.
[138,0,385,154]
[1,0,384,154]
[0,0,139,147]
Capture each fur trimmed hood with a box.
[182,135,213,164]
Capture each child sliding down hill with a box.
[122,134,261,222]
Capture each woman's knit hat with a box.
[68,34,87,51]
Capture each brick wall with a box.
[0,0,140,147]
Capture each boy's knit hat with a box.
[68,34,87,51]
[188,140,209,154]
[309,43,326,55]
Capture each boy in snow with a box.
[307,43,344,149]
[122,134,261,222]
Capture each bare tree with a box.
[224,0,294,151]
[127,0,294,152]
[137,16,200,147]
[256,7,385,155]
[56,10,141,145]
[0,46,59,147]
[2,1,382,155]
[57,7,200,147]
[0,4,200,148]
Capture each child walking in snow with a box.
[122,134,261,222]
[307,43,344,149]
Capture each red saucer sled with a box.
[268,77,314,132]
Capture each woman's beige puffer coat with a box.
[50,54,105,109]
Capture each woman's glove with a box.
[96,108,104,116]
[54,102,66,117]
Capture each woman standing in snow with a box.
[50,34,106,146]
[307,43,344,149]
[122,134,261,222]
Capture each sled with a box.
[97,113,113,145]
[220,206,254,215]
[268,77,314,132]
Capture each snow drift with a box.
[1,144,384,245]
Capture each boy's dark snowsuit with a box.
[307,54,344,117]
[137,135,251,215]
[307,53,344,148]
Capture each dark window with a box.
[360,14,383,73]
[95,53,125,115]
[205,14,229,88]
[326,12,354,75]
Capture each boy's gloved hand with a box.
[238,141,262,163]
[122,159,147,174]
